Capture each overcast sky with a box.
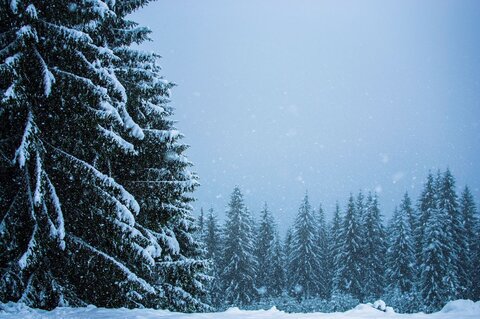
[131,0,480,232]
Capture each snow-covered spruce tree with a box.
[255,203,277,298]
[361,193,386,301]
[315,204,331,299]
[203,208,222,307]
[204,208,221,266]
[220,187,258,306]
[384,206,417,311]
[1,0,209,310]
[354,191,368,297]
[335,195,363,301]
[400,192,417,245]
[0,0,170,308]
[108,7,209,309]
[399,192,418,269]
[288,193,321,299]
[283,227,294,290]
[419,172,457,313]
[330,202,342,292]
[459,186,478,299]
[268,232,286,298]
[437,169,466,298]
[416,172,436,267]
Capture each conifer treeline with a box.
[199,169,479,313]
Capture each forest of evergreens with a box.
[198,169,479,313]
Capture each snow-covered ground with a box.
[1,300,479,319]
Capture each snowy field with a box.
[1,300,480,319]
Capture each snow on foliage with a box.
[1,0,207,311]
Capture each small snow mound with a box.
[224,307,242,313]
[373,299,387,311]
[351,303,377,312]
[266,306,280,313]
[441,299,480,314]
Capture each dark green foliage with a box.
[459,186,479,299]
[330,202,342,292]
[268,233,286,297]
[386,206,416,294]
[315,205,331,299]
[220,187,258,306]
[288,193,321,299]
[361,193,386,301]
[438,169,466,298]
[334,195,363,300]
[1,0,208,311]
[255,203,284,298]
[255,203,275,293]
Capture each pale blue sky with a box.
[131,0,480,230]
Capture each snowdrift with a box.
[1,300,479,319]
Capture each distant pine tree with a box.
[316,204,331,299]
[400,192,417,242]
[438,169,466,298]
[330,202,343,292]
[335,195,363,300]
[355,191,367,299]
[284,228,294,290]
[255,203,276,297]
[220,187,258,306]
[386,207,416,293]
[361,193,386,301]
[419,171,457,312]
[459,186,478,299]
[416,172,436,266]
[204,208,221,264]
[268,232,286,297]
[399,192,418,272]
[289,193,321,299]
[203,208,222,307]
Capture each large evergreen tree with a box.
[0,0,207,310]
[288,193,321,299]
[110,8,209,309]
[220,187,258,306]
[1,0,153,308]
